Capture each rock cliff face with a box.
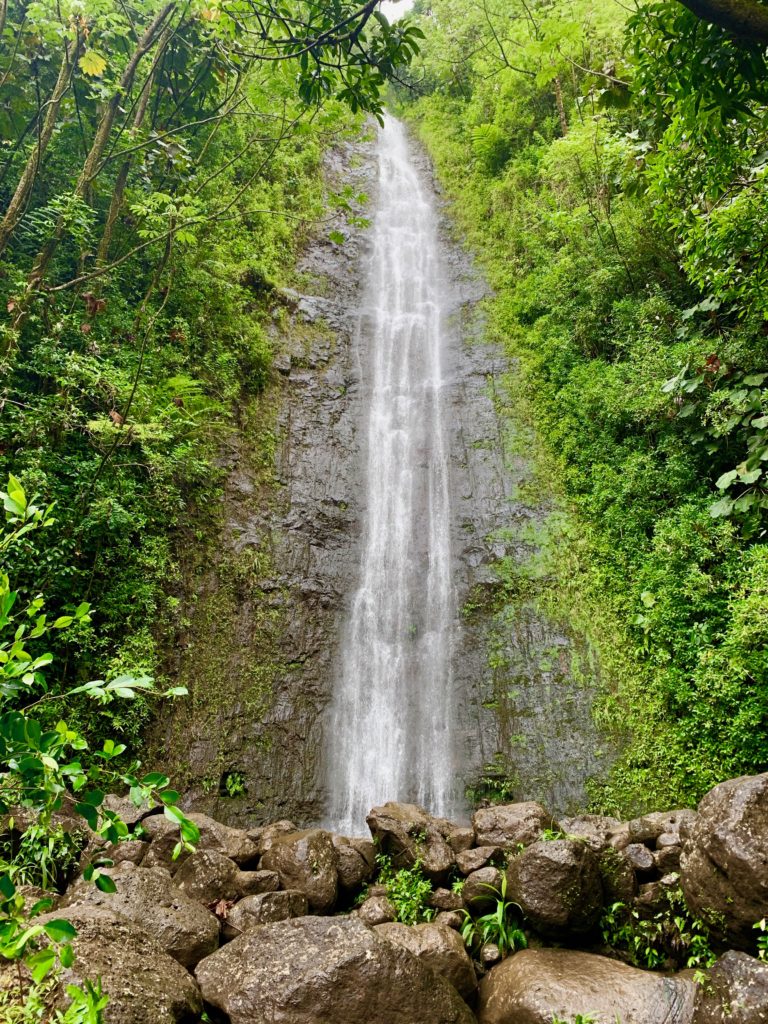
[146,125,608,826]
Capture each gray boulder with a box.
[195,915,475,1024]
[693,951,768,1022]
[61,863,218,968]
[42,905,202,1024]
[478,947,695,1024]
[260,829,338,913]
[366,802,455,883]
[507,840,603,937]
[680,772,768,948]
[473,802,555,849]
[629,810,697,845]
[375,921,477,999]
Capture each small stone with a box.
[480,943,501,967]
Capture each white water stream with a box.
[325,118,459,834]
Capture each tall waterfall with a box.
[325,118,459,835]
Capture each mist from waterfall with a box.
[325,117,459,835]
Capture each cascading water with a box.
[325,117,460,835]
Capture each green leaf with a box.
[0,875,15,900]
[715,470,738,490]
[43,919,77,943]
[26,947,56,983]
[329,230,345,245]
[94,872,117,894]
[59,942,75,968]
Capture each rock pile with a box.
[15,772,768,1023]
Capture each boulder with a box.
[654,845,681,874]
[456,846,503,876]
[173,849,246,904]
[693,951,768,1022]
[195,915,475,1024]
[463,867,503,916]
[559,815,621,853]
[507,840,603,937]
[429,887,464,912]
[61,864,218,969]
[375,921,477,999]
[141,812,258,872]
[41,905,202,1024]
[629,810,697,845]
[226,890,308,934]
[255,819,298,854]
[260,829,338,913]
[436,910,464,930]
[473,802,555,849]
[443,824,475,855]
[357,894,396,926]
[333,838,374,891]
[366,803,454,883]
[477,947,695,1024]
[680,772,768,947]
[598,847,638,904]
[625,842,655,873]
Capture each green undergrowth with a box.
[398,0,768,814]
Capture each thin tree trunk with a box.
[554,75,568,137]
[27,2,175,287]
[0,33,83,256]
[96,24,171,267]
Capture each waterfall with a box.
[325,117,459,835]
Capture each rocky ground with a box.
[5,771,768,1022]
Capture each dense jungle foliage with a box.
[397,0,768,812]
[0,3,420,1013]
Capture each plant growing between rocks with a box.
[461,875,528,959]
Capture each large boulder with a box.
[478,948,695,1024]
[507,840,603,937]
[260,829,338,913]
[680,772,768,947]
[693,951,768,1023]
[61,863,218,968]
[41,905,202,1024]
[375,922,477,1000]
[141,812,258,872]
[366,803,455,883]
[473,802,555,849]
[195,915,475,1024]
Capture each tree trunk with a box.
[554,75,568,137]
[95,24,172,268]
[27,2,176,287]
[0,33,83,257]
